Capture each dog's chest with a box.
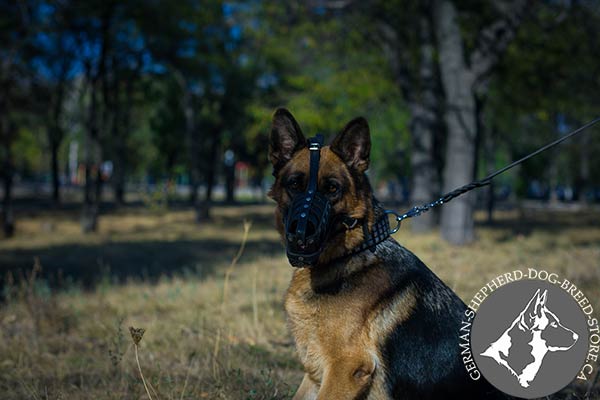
[285,273,381,383]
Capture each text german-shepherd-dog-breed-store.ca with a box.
[268,108,511,400]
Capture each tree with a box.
[0,1,39,237]
[31,1,78,205]
[374,0,444,232]
[249,2,406,192]
[485,2,600,208]
[75,1,115,232]
[433,0,529,244]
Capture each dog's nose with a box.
[573,332,579,341]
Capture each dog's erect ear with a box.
[331,117,371,173]
[534,289,548,317]
[520,289,542,329]
[269,108,306,174]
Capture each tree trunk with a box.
[173,71,201,208]
[378,11,443,233]
[225,152,235,204]
[1,161,15,237]
[81,9,112,233]
[50,136,61,205]
[82,100,101,233]
[484,126,496,224]
[114,169,125,205]
[576,128,590,205]
[410,105,439,232]
[82,73,101,233]
[185,98,201,207]
[434,0,477,245]
[409,11,441,233]
[198,129,221,221]
[0,114,15,237]
[48,67,67,206]
[112,106,126,206]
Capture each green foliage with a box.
[487,2,600,190]
[1,0,599,201]
[12,128,44,176]
[246,4,407,182]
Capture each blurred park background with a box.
[1,1,600,399]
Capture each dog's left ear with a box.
[331,117,371,173]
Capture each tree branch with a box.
[469,0,531,83]
[377,21,415,103]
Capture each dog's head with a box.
[268,108,375,267]
[520,289,579,351]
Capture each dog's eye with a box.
[287,178,302,192]
[327,183,339,194]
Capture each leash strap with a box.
[385,116,600,233]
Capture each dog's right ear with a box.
[269,108,306,175]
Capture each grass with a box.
[0,203,599,399]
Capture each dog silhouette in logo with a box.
[480,289,579,388]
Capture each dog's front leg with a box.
[293,374,319,400]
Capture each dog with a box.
[268,108,510,399]
[481,288,579,388]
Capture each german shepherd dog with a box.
[268,108,508,399]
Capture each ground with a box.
[0,204,599,399]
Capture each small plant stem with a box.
[221,220,252,313]
[212,329,221,379]
[134,344,154,400]
[179,358,193,400]
[252,264,258,332]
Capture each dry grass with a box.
[0,204,599,399]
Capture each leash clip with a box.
[384,210,403,234]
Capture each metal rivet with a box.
[306,197,311,202]
[300,213,306,218]
[298,256,304,261]
[303,204,309,208]
[308,190,313,194]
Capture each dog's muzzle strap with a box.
[284,134,331,267]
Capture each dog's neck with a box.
[518,330,549,386]
[305,196,387,294]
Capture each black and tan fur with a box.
[269,108,507,400]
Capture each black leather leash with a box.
[384,116,600,234]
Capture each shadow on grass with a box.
[0,238,284,291]
[475,209,600,238]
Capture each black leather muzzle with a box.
[284,134,331,267]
